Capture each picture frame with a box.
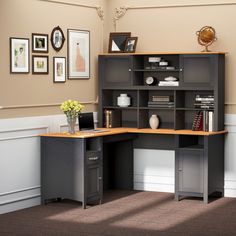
[32,33,48,53]
[53,57,66,83]
[10,37,29,73]
[67,29,90,79]
[108,32,131,53]
[50,26,65,52]
[32,55,48,74]
[124,37,138,53]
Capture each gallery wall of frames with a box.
[10,26,90,83]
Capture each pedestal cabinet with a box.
[41,136,103,209]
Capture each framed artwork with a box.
[53,57,66,83]
[32,55,48,74]
[10,37,29,73]
[51,26,65,52]
[108,32,131,53]
[124,37,138,53]
[67,29,90,79]
[32,33,48,53]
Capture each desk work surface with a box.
[40,128,227,139]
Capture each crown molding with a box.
[38,0,104,20]
[113,2,236,31]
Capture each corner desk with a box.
[40,128,226,208]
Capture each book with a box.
[152,95,171,102]
[208,111,214,132]
[195,94,214,101]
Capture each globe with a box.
[196,26,217,52]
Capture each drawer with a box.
[86,151,102,164]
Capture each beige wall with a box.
[1,0,236,118]
[105,0,236,114]
[0,0,106,118]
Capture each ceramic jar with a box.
[149,114,159,129]
[117,94,131,107]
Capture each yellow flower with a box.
[60,99,84,118]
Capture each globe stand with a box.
[196,26,217,53]
[202,45,210,52]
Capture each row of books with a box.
[194,94,214,109]
[192,110,214,131]
[104,109,121,128]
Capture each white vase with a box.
[117,94,131,107]
[149,115,159,129]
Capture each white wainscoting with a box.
[0,113,98,214]
[224,114,236,197]
[0,113,235,214]
[0,115,65,214]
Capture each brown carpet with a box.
[0,190,236,236]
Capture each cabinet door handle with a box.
[98,176,102,180]
[179,68,183,72]
[128,69,131,72]
[88,156,99,161]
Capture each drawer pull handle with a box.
[88,156,99,161]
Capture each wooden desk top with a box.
[40,128,227,139]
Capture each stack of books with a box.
[148,95,174,108]
[192,110,214,131]
[158,76,179,87]
[158,81,179,86]
[194,95,214,109]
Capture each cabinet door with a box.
[99,56,132,87]
[177,149,204,193]
[86,164,102,200]
[179,54,217,88]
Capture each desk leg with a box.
[203,194,208,204]
[82,201,86,209]
[175,193,180,201]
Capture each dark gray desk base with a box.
[41,134,136,209]
[41,133,224,207]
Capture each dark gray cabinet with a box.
[99,53,225,203]
[176,149,204,193]
[175,134,224,203]
[41,137,103,209]
[179,54,217,88]
[98,53,225,132]
[99,55,132,87]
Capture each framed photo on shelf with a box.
[51,26,65,52]
[108,32,131,53]
[53,57,66,83]
[32,33,48,53]
[32,55,48,74]
[124,37,138,53]
[10,37,29,73]
[67,29,90,79]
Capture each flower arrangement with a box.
[60,100,84,119]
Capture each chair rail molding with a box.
[0,98,98,110]
[113,2,236,31]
